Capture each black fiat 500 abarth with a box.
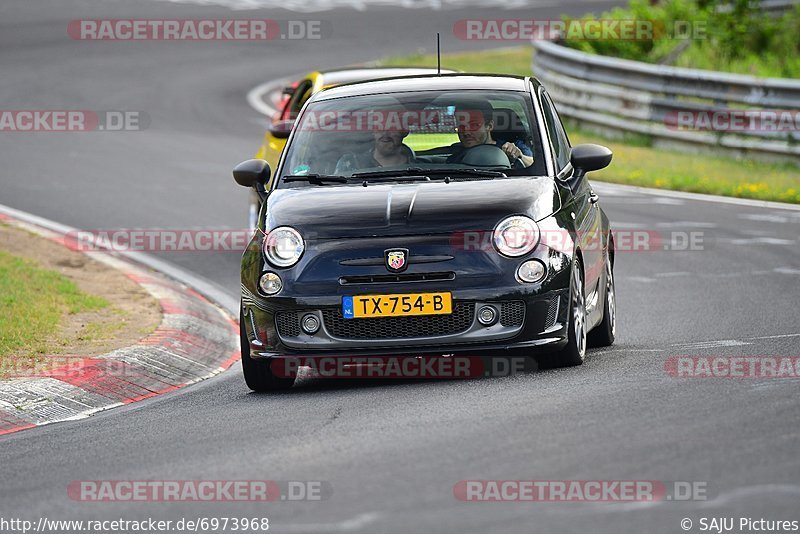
[234,74,616,391]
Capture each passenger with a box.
[335,129,415,174]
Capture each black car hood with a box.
[265,177,561,239]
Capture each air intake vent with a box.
[545,297,559,329]
[275,312,300,337]
[500,301,526,327]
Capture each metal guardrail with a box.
[531,40,800,163]
[760,0,800,13]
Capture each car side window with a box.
[284,79,313,121]
[540,91,571,171]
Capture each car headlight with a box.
[493,216,539,257]
[264,226,304,267]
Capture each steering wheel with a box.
[460,144,511,169]
[511,156,526,170]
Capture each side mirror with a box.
[233,159,271,188]
[269,119,294,139]
[570,144,612,178]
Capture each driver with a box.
[447,100,534,167]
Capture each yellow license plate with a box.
[343,292,452,319]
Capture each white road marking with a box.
[247,78,290,118]
[610,221,647,228]
[727,237,795,245]
[748,379,800,392]
[739,229,774,236]
[774,267,800,275]
[0,379,105,425]
[655,221,717,228]
[573,484,800,513]
[752,333,800,340]
[276,512,382,532]
[590,348,665,355]
[696,484,800,507]
[640,269,800,280]
[671,340,752,349]
[739,213,800,224]
[594,331,800,362]
[597,197,685,205]
[594,181,800,212]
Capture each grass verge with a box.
[0,250,108,371]
[378,46,533,76]
[376,47,800,204]
[569,130,800,203]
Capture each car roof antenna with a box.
[437,32,441,75]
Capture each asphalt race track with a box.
[1,0,799,532]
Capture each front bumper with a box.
[241,230,574,359]
[242,288,569,359]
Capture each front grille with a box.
[500,301,526,327]
[275,312,301,337]
[321,302,475,340]
[339,272,455,285]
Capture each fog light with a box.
[301,313,320,334]
[477,305,498,326]
[258,272,282,295]
[517,260,546,283]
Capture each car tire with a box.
[588,249,615,348]
[540,257,586,369]
[240,310,295,392]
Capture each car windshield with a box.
[278,90,546,187]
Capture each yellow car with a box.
[249,66,455,228]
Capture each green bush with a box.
[562,0,800,78]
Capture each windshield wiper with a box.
[353,167,506,180]
[361,176,431,184]
[352,168,430,179]
[349,168,432,186]
[283,174,349,184]
[352,167,506,180]
[419,168,507,178]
